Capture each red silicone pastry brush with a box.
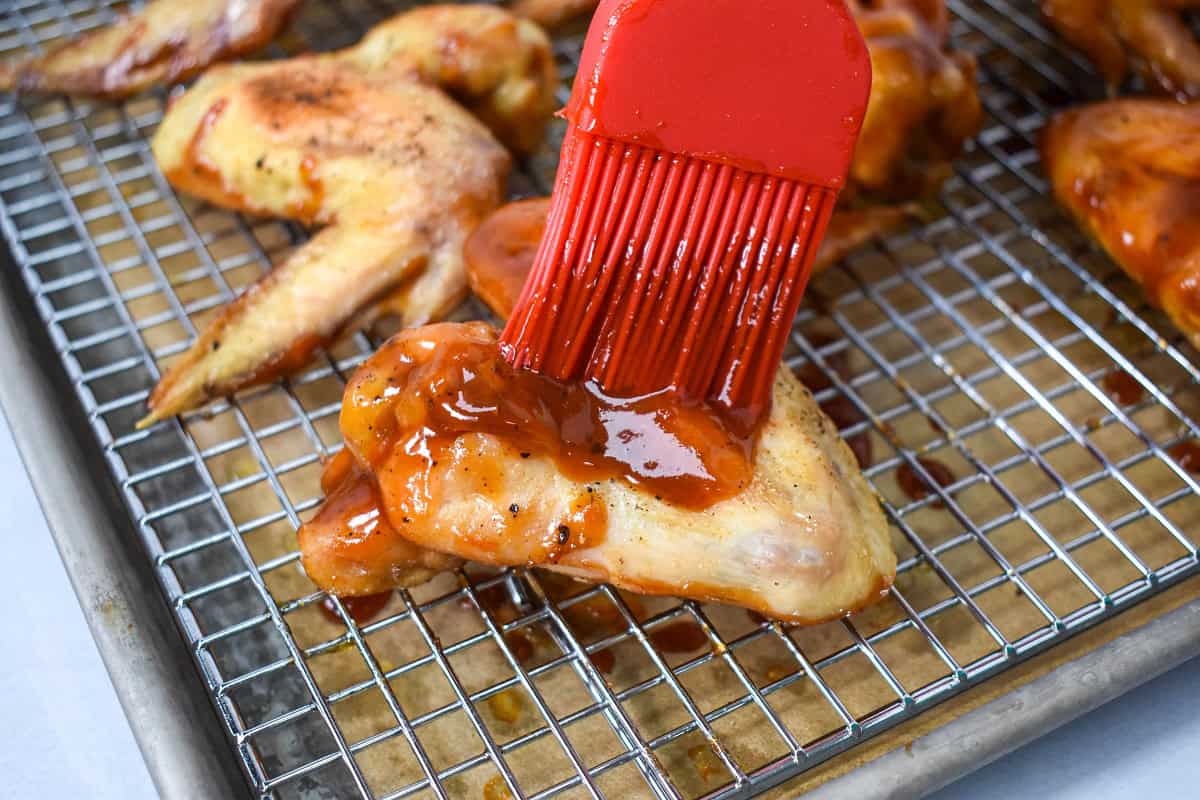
[500,0,872,418]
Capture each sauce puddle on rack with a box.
[897,457,955,507]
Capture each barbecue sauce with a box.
[1103,369,1144,405]
[1170,441,1200,473]
[649,619,708,653]
[897,457,955,506]
[337,322,758,513]
[319,591,392,625]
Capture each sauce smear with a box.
[897,457,955,506]
[649,619,708,653]
[1103,369,1144,405]
[1170,441,1200,473]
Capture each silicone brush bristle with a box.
[501,0,872,415]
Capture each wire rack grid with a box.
[1,0,1199,797]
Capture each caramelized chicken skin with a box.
[1042,99,1200,345]
[1042,0,1200,99]
[849,0,982,198]
[142,6,557,426]
[0,0,299,99]
[299,322,894,623]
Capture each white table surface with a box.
[1,408,1196,800]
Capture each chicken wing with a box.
[299,322,894,623]
[1042,99,1200,346]
[0,0,299,99]
[849,0,982,198]
[1042,0,1200,99]
[502,0,979,198]
[142,6,557,427]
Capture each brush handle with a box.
[567,0,872,188]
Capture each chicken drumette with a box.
[142,5,557,426]
[1042,99,1200,346]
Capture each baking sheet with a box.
[0,0,1198,797]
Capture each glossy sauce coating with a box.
[470,203,879,473]
[338,322,758,513]
[1042,101,1200,346]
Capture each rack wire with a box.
[1,0,1198,797]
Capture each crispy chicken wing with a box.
[1042,0,1200,99]
[299,322,894,623]
[0,0,299,99]
[142,6,557,426]
[1042,99,1200,345]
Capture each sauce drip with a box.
[339,322,759,512]
[649,619,708,653]
[897,457,955,506]
[504,630,538,665]
[590,648,617,674]
[319,591,392,625]
[1169,440,1200,473]
[1103,369,1144,405]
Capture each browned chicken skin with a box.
[0,0,300,99]
[1042,99,1200,345]
[509,0,601,29]
[1042,0,1200,99]
[849,0,982,199]
[142,6,557,426]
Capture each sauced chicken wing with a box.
[1042,0,1200,99]
[849,0,982,198]
[142,6,557,426]
[299,322,894,623]
[1042,99,1200,345]
[0,0,299,99]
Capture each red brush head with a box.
[566,0,872,188]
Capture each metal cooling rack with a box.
[1,0,1199,797]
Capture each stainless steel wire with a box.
[1,0,1199,797]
